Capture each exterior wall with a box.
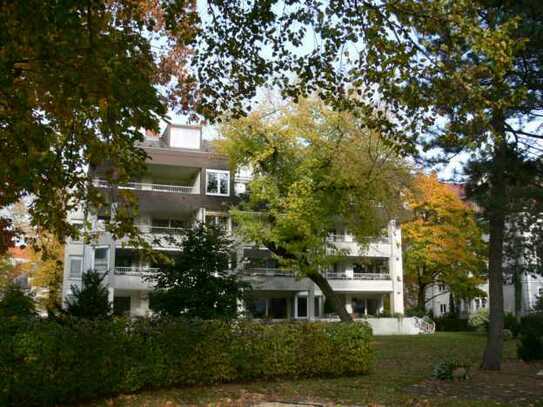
[503,273,543,315]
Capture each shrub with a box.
[0,284,36,319]
[65,270,111,319]
[0,318,373,406]
[468,308,489,332]
[434,314,471,332]
[405,307,427,318]
[517,312,543,361]
[504,313,521,338]
[431,359,470,380]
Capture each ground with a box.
[78,333,543,407]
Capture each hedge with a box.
[0,317,373,406]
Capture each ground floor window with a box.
[296,296,307,318]
[269,298,287,319]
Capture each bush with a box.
[517,312,543,361]
[468,308,489,332]
[504,313,521,338]
[431,359,470,380]
[0,318,373,406]
[405,307,427,318]
[434,314,472,332]
[0,284,36,319]
[65,270,111,319]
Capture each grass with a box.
[80,332,542,407]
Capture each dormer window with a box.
[206,169,230,196]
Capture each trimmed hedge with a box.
[434,316,472,332]
[0,317,373,406]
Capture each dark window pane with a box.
[297,297,307,318]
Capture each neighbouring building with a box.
[424,282,489,318]
[61,124,405,320]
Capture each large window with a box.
[69,256,83,278]
[206,170,230,196]
[205,213,229,231]
[296,296,308,318]
[94,247,109,272]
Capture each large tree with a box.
[0,0,198,250]
[218,99,411,322]
[403,173,487,310]
[196,0,543,369]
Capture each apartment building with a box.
[61,124,405,318]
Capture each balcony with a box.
[326,272,391,280]
[94,179,197,195]
[243,267,294,277]
[114,266,159,275]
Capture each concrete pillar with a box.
[388,220,405,314]
[345,294,353,314]
[308,288,315,321]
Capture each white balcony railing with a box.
[243,267,293,277]
[114,266,159,275]
[326,272,391,280]
[136,225,186,235]
[327,234,389,244]
[94,179,196,194]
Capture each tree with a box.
[0,284,37,319]
[196,0,543,370]
[26,233,65,311]
[65,270,111,319]
[403,173,487,310]
[0,1,199,251]
[148,223,249,319]
[218,99,411,322]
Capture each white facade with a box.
[62,124,406,320]
[424,282,489,318]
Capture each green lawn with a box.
[80,333,543,407]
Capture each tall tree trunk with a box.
[449,292,456,317]
[417,282,427,310]
[307,271,353,322]
[482,131,507,371]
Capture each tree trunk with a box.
[481,134,507,371]
[417,282,427,310]
[449,292,456,317]
[307,271,353,322]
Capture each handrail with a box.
[94,179,196,194]
[326,272,391,280]
[136,225,186,235]
[413,316,436,334]
[114,266,159,275]
[243,267,293,277]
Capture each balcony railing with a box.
[326,272,391,280]
[114,266,159,275]
[136,225,186,235]
[327,234,390,244]
[243,267,293,277]
[94,179,196,194]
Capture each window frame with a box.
[93,246,110,272]
[69,256,83,279]
[205,169,230,196]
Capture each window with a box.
[475,298,480,309]
[94,247,109,272]
[206,170,229,196]
[538,287,543,297]
[296,296,308,318]
[482,298,487,308]
[314,297,321,317]
[440,304,447,314]
[248,299,267,318]
[439,284,447,292]
[69,256,83,278]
